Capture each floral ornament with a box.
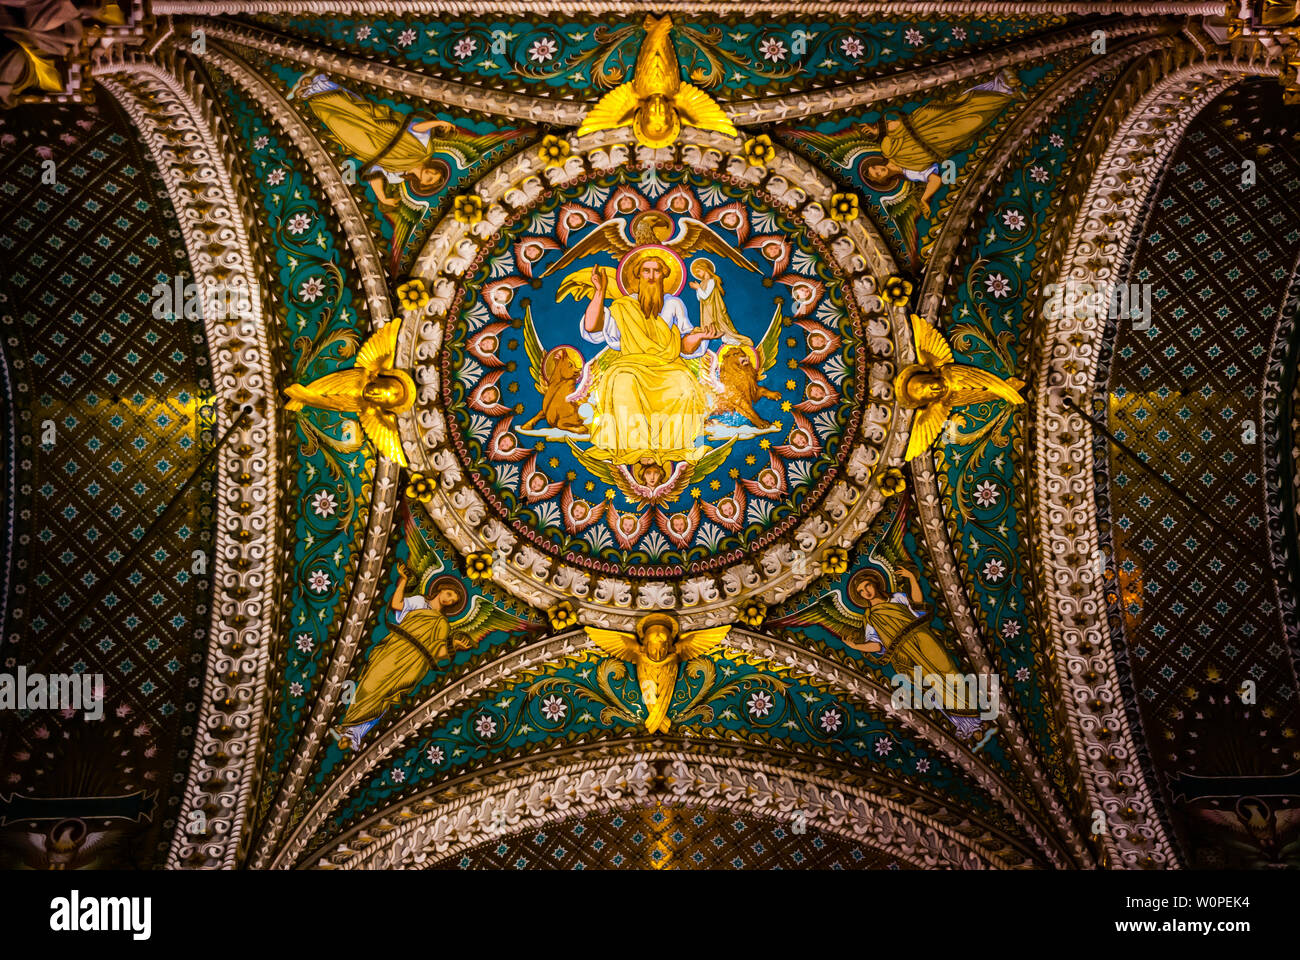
[829,192,859,223]
[453,193,485,225]
[880,275,913,307]
[537,134,571,167]
[396,278,429,312]
[742,134,776,167]
[739,599,767,628]
[878,467,907,497]
[404,471,434,503]
[547,600,577,631]
[822,547,849,576]
[465,551,494,580]
[747,690,774,718]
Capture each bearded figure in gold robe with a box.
[578,248,721,466]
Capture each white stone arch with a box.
[93,52,278,869]
[1033,61,1278,869]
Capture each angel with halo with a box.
[769,494,983,737]
[335,505,539,750]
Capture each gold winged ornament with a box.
[283,317,415,466]
[577,14,737,149]
[584,614,730,732]
[896,313,1025,461]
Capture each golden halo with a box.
[419,574,468,616]
[635,612,680,641]
[617,245,685,297]
[542,345,584,381]
[718,342,760,369]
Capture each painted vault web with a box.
[0,2,1297,873]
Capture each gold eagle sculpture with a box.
[584,614,730,732]
[576,14,737,148]
[284,317,415,466]
[896,313,1025,461]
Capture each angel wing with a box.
[675,83,739,137]
[866,491,909,590]
[755,301,784,377]
[449,595,539,644]
[384,184,432,275]
[668,218,758,274]
[576,83,640,138]
[356,316,403,373]
[777,121,882,170]
[400,501,442,581]
[584,625,643,662]
[909,313,954,368]
[769,591,865,647]
[905,403,950,462]
[425,122,527,170]
[358,407,408,467]
[522,302,547,395]
[687,438,738,484]
[539,219,636,279]
[880,182,927,270]
[944,365,1026,407]
[556,264,620,304]
[675,625,730,660]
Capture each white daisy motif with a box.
[983,558,1007,582]
[916,758,931,772]
[1001,620,1022,639]
[1015,666,1030,682]
[951,26,967,40]
[391,767,405,782]
[760,37,788,61]
[296,633,314,652]
[840,36,864,58]
[254,135,269,150]
[904,28,925,46]
[974,480,1001,507]
[820,709,842,732]
[1030,165,1049,183]
[355,25,372,40]
[874,736,893,757]
[985,273,1011,298]
[1049,133,1065,148]
[541,695,567,721]
[427,745,444,763]
[290,681,304,696]
[266,169,286,186]
[747,691,774,718]
[287,213,312,235]
[397,29,416,47]
[311,490,337,518]
[307,569,331,593]
[454,36,477,59]
[529,38,557,63]
[1001,208,1026,231]
[298,276,325,301]
[475,714,497,737]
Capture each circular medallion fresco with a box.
[441,166,866,577]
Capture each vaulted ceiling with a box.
[0,1,1297,871]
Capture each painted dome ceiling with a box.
[0,0,1298,877]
